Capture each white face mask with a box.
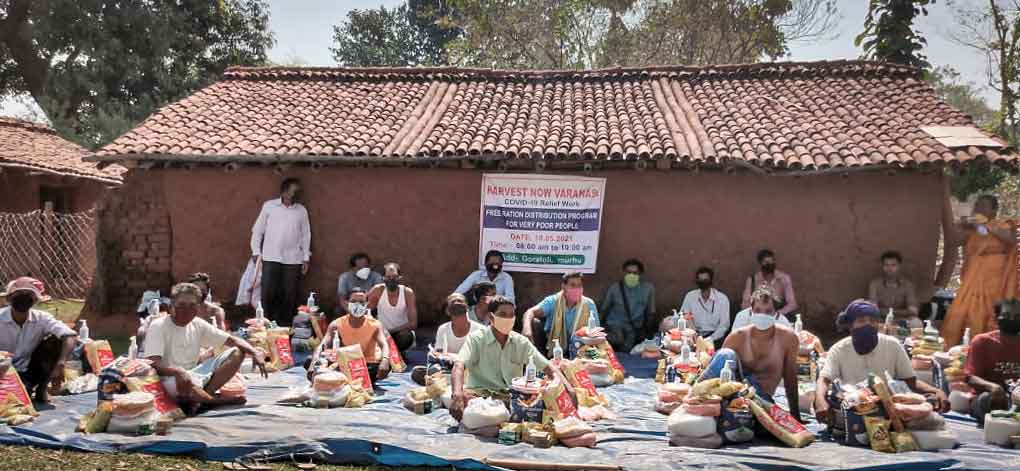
[492,315,515,335]
[750,312,775,331]
[349,302,367,318]
[355,267,371,280]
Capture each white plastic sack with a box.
[235,256,263,307]
[589,372,614,387]
[911,430,958,451]
[277,386,314,405]
[949,390,973,413]
[303,385,350,409]
[667,409,717,438]
[106,409,158,435]
[984,414,1020,446]
[64,373,99,395]
[461,397,510,430]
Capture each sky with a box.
[0,0,999,119]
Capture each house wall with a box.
[92,166,945,342]
[0,169,112,213]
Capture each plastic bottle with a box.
[794,314,803,334]
[148,298,160,318]
[962,328,971,347]
[552,339,564,362]
[307,292,317,312]
[256,301,265,325]
[128,336,138,360]
[885,308,895,332]
[332,332,340,352]
[720,360,735,383]
[923,319,938,337]
[205,288,213,304]
[79,320,90,341]
[586,313,598,332]
[525,354,537,383]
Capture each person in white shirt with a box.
[367,262,418,354]
[680,266,731,349]
[468,281,497,326]
[0,277,76,403]
[250,178,311,326]
[453,250,515,302]
[145,283,267,415]
[412,293,484,385]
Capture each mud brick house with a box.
[85,61,1018,338]
[0,117,122,213]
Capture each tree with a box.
[856,0,935,69]
[441,0,838,69]
[0,0,275,147]
[331,0,461,67]
[927,65,997,126]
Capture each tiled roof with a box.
[91,61,1019,171]
[1,117,123,183]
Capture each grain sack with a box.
[123,371,185,421]
[84,340,115,374]
[748,395,814,448]
[336,344,373,392]
[668,409,717,438]
[267,329,294,372]
[910,430,958,451]
[462,397,510,430]
[0,355,36,417]
[541,379,578,420]
[553,416,592,439]
[385,334,407,373]
[560,431,597,448]
[865,416,895,453]
[112,391,155,417]
[948,390,973,413]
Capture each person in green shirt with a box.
[600,258,657,351]
[450,295,568,421]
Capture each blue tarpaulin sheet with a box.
[2,353,1018,470]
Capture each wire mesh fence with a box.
[0,209,97,299]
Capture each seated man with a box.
[454,250,515,302]
[700,287,801,421]
[868,251,921,329]
[600,258,656,352]
[412,293,484,385]
[966,299,1020,426]
[312,287,391,385]
[814,300,948,425]
[741,249,798,317]
[680,266,731,350]
[0,277,77,403]
[731,286,791,332]
[337,252,383,315]
[367,262,418,354]
[450,296,567,421]
[468,281,497,326]
[187,272,226,330]
[522,271,600,357]
[145,283,267,415]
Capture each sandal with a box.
[223,457,271,470]
[290,452,316,470]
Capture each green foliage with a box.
[0,0,275,148]
[331,0,461,67]
[926,65,996,127]
[949,166,1007,201]
[856,0,934,69]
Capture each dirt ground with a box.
[0,445,453,471]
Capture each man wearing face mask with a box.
[0,277,77,404]
[469,281,498,326]
[741,249,798,318]
[814,300,948,425]
[965,299,1020,427]
[312,288,390,384]
[145,283,267,414]
[450,296,568,421]
[681,266,731,350]
[367,262,418,354]
[600,259,656,352]
[412,293,485,385]
[337,252,383,315]
[701,288,801,420]
[250,178,311,326]
[731,286,791,332]
[454,250,516,303]
[522,271,600,357]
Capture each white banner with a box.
[478,174,607,273]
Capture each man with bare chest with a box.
[700,288,801,421]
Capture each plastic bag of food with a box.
[984,412,1020,446]
[336,344,373,392]
[541,379,577,420]
[682,395,722,417]
[560,431,597,448]
[691,378,721,397]
[910,430,958,451]
[903,411,945,431]
[122,370,185,421]
[462,397,510,430]
[667,409,717,438]
[276,386,313,405]
[865,416,895,453]
[106,409,158,435]
[425,372,448,399]
[718,397,755,444]
[313,371,347,393]
[668,433,723,449]
[0,364,37,417]
[553,416,593,439]
[509,388,545,423]
[402,390,434,414]
[709,381,745,399]
[219,373,246,399]
[84,340,116,374]
[343,383,373,408]
[384,333,407,373]
[561,359,606,406]
[655,398,683,415]
[748,395,814,448]
[267,329,294,372]
[112,391,155,417]
[892,431,920,453]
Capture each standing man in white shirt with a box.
[680,267,731,349]
[453,250,515,303]
[250,178,311,326]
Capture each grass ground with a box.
[0,445,453,471]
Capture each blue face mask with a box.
[851,324,879,355]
